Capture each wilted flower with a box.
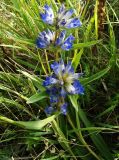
[43,59,84,115]
[40,4,82,29]
[36,29,75,51]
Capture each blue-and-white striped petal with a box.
[55,30,66,46]
[40,5,54,24]
[61,34,75,51]
[55,31,75,51]
[65,18,82,28]
[58,4,65,19]
[43,76,58,86]
[65,61,74,74]
[36,29,55,48]
[57,5,82,29]
[66,80,84,94]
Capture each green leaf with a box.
[27,92,47,104]
[96,94,119,118]
[0,84,27,100]
[72,49,84,70]
[69,95,78,112]
[70,97,113,160]
[16,115,56,130]
[0,115,56,130]
[0,44,22,49]
[41,156,59,160]
[73,40,101,49]
[80,66,111,85]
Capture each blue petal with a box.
[55,30,66,46]
[36,32,48,48]
[58,4,65,14]
[73,80,84,94]
[60,19,67,26]
[61,42,73,51]
[64,34,75,43]
[50,62,61,75]
[43,76,58,86]
[44,4,51,11]
[50,95,59,103]
[62,9,74,20]
[45,106,54,114]
[36,38,47,48]
[60,87,66,97]
[59,59,65,71]
[65,61,74,73]
[66,18,82,28]
[36,30,54,49]
[61,103,68,115]
[40,5,54,24]
[46,86,58,95]
[51,60,65,75]
[71,73,82,79]
[61,35,75,50]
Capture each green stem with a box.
[54,30,59,60]
[38,51,47,75]
[44,50,51,73]
[67,114,100,160]
[52,120,77,160]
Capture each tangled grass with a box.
[0,0,119,159]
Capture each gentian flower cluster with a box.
[40,4,82,28]
[36,30,75,51]
[37,4,84,115]
[36,4,82,51]
[43,60,84,115]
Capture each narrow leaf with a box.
[0,115,56,130]
[73,40,101,49]
[27,92,47,104]
[80,66,111,85]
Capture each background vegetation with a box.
[0,0,119,159]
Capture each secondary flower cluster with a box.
[36,30,75,51]
[43,60,84,115]
[36,4,82,51]
[40,4,82,28]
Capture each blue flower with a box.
[55,30,75,51]
[57,4,82,28]
[36,30,75,51]
[40,5,54,24]
[43,76,58,86]
[45,106,54,114]
[43,60,84,115]
[36,29,55,48]
[43,60,84,95]
[61,103,68,115]
[50,95,59,103]
[40,4,82,29]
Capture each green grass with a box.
[0,0,119,159]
